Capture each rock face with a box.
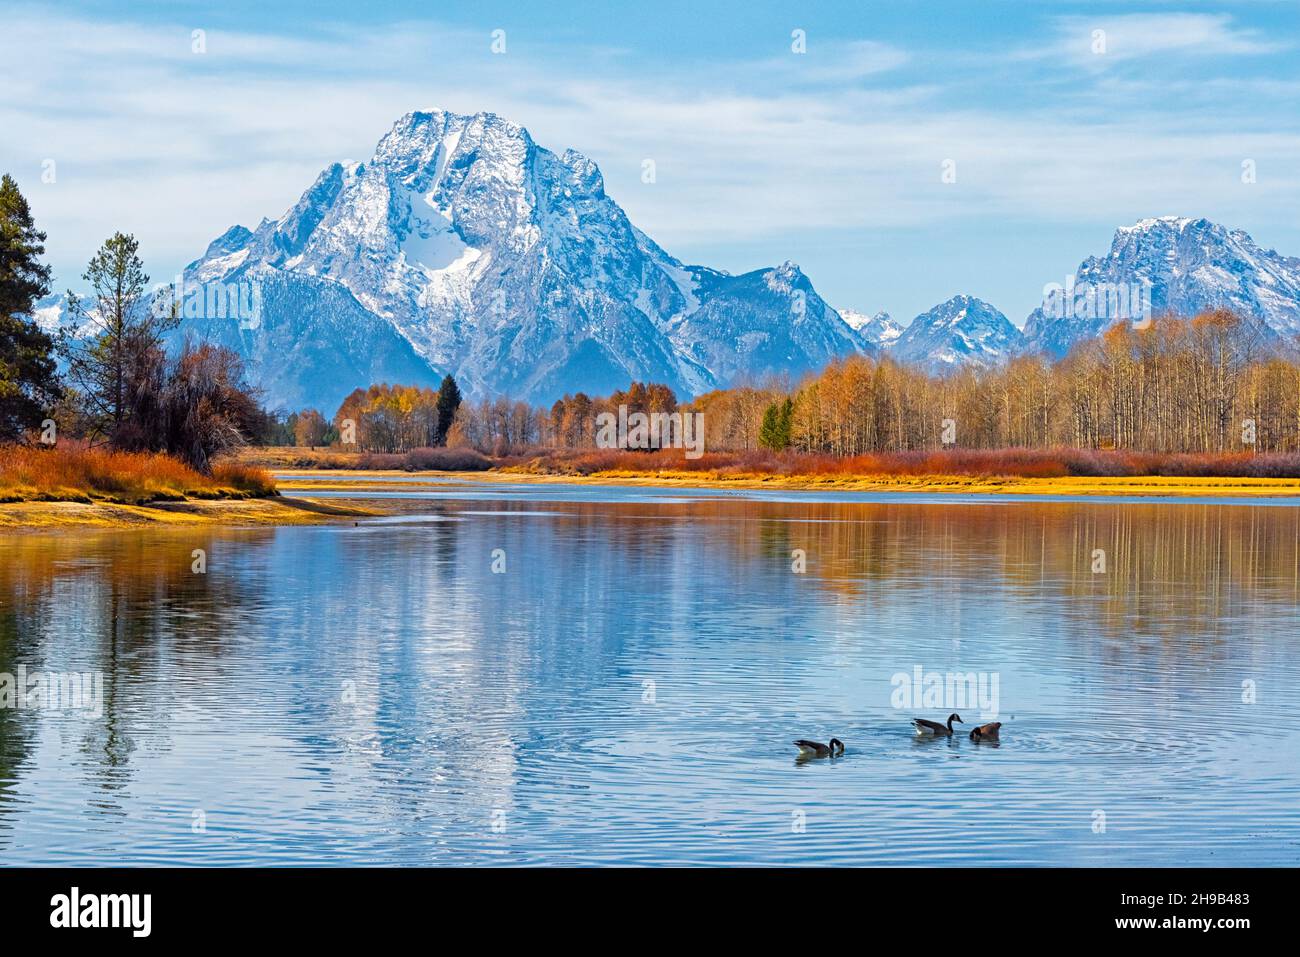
[890,295,1024,372]
[175,109,863,412]
[1022,216,1300,358]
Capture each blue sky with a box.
[3,0,1297,324]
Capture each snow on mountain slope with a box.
[176,109,865,411]
[839,308,902,348]
[892,295,1023,372]
[62,116,1300,413]
[665,262,866,388]
[1022,216,1300,358]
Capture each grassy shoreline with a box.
[275,466,1300,498]
[243,444,1300,488]
[0,444,377,529]
[0,495,379,530]
[11,453,1300,530]
[507,469,1300,497]
[0,444,275,503]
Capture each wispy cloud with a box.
[1034,12,1290,64]
[2,4,1296,312]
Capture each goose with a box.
[793,738,844,758]
[969,721,1002,741]
[912,713,963,737]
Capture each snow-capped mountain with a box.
[52,141,1300,406]
[173,109,863,412]
[30,294,65,333]
[1023,216,1300,358]
[839,309,902,349]
[891,295,1023,371]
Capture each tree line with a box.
[464,309,1294,457]
[763,310,1294,455]
[282,381,673,455]
[470,310,1296,457]
[276,308,1296,459]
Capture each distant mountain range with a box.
[849,216,1300,373]
[840,300,1023,374]
[890,296,1022,372]
[34,109,1300,412]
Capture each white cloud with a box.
[1,6,1296,288]
[1037,12,1289,64]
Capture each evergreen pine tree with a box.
[59,231,177,445]
[777,396,795,449]
[0,174,62,440]
[758,401,780,450]
[434,374,462,445]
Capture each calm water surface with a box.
[2,479,1299,865]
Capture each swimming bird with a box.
[969,721,1002,741]
[912,713,963,737]
[794,738,844,758]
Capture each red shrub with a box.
[501,446,1300,480]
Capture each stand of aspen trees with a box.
[318,311,1299,456]
[687,310,1298,455]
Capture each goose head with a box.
[948,713,964,729]
[829,738,844,754]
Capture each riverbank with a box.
[274,467,1300,498]
[243,444,1300,497]
[0,495,379,530]
[1,444,276,502]
[0,444,349,529]
[14,456,1300,530]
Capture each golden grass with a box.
[231,445,365,469]
[0,443,276,505]
[274,467,1300,498]
[227,445,1300,499]
[0,496,380,530]
[558,469,1300,496]
[228,445,491,471]
[503,446,1300,480]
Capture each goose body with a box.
[912,713,963,737]
[793,738,844,758]
[969,721,1002,741]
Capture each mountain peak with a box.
[204,224,252,259]
[171,107,858,411]
[1121,215,1196,233]
[928,294,996,322]
[839,308,902,349]
[391,108,528,140]
[1024,216,1300,358]
[559,147,604,193]
[892,296,1022,371]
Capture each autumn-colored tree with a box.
[337,312,1295,459]
[294,409,329,448]
[332,383,441,451]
